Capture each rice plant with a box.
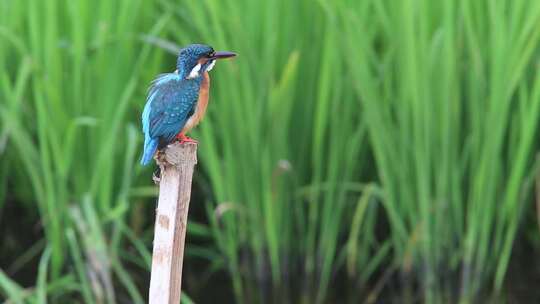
[342,0,540,302]
[161,0,382,302]
[1,0,540,303]
[0,0,171,301]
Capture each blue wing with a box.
[141,73,201,165]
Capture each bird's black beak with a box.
[211,51,237,60]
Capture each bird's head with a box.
[176,44,236,79]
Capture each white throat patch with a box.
[206,60,216,72]
[187,63,202,79]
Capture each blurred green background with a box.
[1,0,540,303]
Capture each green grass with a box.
[0,0,169,301]
[343,0,540,302]
[1,0,540,303]
[161,0,381,302]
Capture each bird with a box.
[140,44,236,165]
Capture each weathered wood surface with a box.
[149,142,197,304]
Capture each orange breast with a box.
[182,72,210,133]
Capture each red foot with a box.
[175,133,198,144]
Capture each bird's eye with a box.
[207,51,215,58]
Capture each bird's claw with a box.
[176,133,198,144]
[179,137,198,144]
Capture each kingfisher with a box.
[140,44,236,165]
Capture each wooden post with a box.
[149,142,197,304]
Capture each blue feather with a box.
[140,44,216,166]
[141,138,159,165]
[141,91,157,165]
[140,72,202,165]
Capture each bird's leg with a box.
[176,132,198,144]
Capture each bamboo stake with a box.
[149,142,197,304]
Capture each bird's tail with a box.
[141,137,159,165]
